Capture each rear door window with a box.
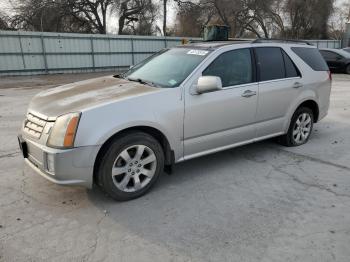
[291,47,329,71]
[255,47,285,81]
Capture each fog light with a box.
[46,153,55,173]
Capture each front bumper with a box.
[18,135,99,188]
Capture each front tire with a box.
[98,131,164,201]
[279,107,314,147]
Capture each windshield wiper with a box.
[113,73,126,79]
[127,77,160,88]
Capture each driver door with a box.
[183,48,258,158]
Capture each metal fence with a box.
[0,30,201,76]
[342,38,350,48]
[306,39,342,49]
[0,30,344,76]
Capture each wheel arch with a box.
[284,98,320,133]
[296,99,320,123]
[345,63,350,73]
[93,126,174,186]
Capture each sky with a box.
[0,0,348,34]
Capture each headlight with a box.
[47,112,81,148]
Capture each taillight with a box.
[327,70,332,81]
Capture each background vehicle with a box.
[343,47,350,53]
[19,40,332,201]
[319,48,350,74]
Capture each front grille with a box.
[23,113,47,139]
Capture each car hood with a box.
[28,76,160,118]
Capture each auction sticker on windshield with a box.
[187,50,209,56]
[168,79,177,86]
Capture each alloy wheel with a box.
[111,145,157,192]
[292,113,312,144]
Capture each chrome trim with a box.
[258,76,301,85]
[27,113,46,126]
[23,112,48,139]
[27,110,49,121]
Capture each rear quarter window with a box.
[291,47,329,71]
[282,50,301,78]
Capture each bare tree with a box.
[174,0,214,37]
[328,1,350,39]
[0,12,11,30]
[67,0,114,34]
[284,0,335,39]
[174,0,284,38]
[118,0,158,35]
[241,0,284,38]
[115,0,152,34]
[10,0,95,33]
[211,0,285,38]
[4,0,339,39]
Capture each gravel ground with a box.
[0,73,350,262]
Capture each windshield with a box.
[124,48,211,88]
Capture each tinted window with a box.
[203,48,253,87]
[320,50,339,60]
[282,50,300,78]
[291,47,329,71]
[255,47,285,81]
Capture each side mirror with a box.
[196,76,222,94]
[129,65,134,69]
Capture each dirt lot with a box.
[1,72,350,262]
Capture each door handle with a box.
[293,82,303,89]
[241,90,257,98]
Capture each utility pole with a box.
[39,0,57,32]
[345,22,350,47]
[163,0,167,36]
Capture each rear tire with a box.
[98,131,164,201]
[279,107,314,147]
[346,64,350,75]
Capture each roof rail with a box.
[252,38,313,46]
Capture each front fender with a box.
[95,120,178,150]
[74,88,184,161]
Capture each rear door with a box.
[254,47,302,137]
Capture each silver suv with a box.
[19,40,331,201]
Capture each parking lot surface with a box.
[1,73,350,262]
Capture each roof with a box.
[178,41,251,50]
[178,39,314,50]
